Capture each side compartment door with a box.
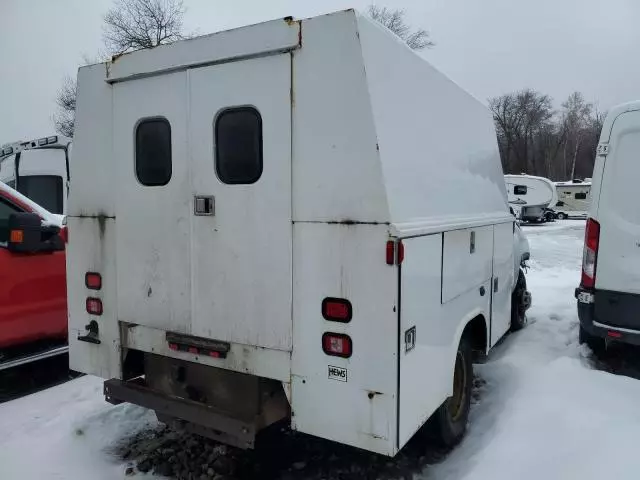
[490,223,514,346]
[187,54,292,351]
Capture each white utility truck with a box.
[576,101,640,350]
[68,10,531,456]
[0,135,71,215]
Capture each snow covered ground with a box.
[3,219,640,479]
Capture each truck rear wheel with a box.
[510,269,528,332]
[432,336,472,448]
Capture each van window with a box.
[215,107,263,184]
[575,192,587,200]
[0,198,21,244]
[135,118,172,186]
[514,185,527,195]
[16,175,64,214]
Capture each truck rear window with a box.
[16,175,63,214]
[136,118,172,186]
[215,107,262,184]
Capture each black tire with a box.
[510,269,528,332]
[579,325,605,354]
[432,336,472,448]
[557,212,568,220]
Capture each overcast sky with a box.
[1,0,639,144]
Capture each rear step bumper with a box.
[104,378,256,449]
[0,345,68,372]
[576,287,640,345]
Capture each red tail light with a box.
[322,332,352,358]
[86,297,103,315]
[386,240,404,265]
[322,298,352,322]
[581,218,600,289]
[85,272,102,290]
[59,226,68,243]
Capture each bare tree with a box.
[53,76,77,138]
[103,0,188,55]
[54,0,189,136]
[368,5,434,50]
[560,92,593,179]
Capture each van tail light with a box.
[581,218,600,289]
[85,272,102,290]
[86,297,103,316]
[322,332,352,358]
[322,298,352,322]
[386,240,404,265]
[59,226,68,243]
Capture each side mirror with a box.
[8,213,64,254]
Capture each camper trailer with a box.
[68,10,531,456]
[505,174,558,222]
[554,180,591,219]
[0,135,71,215]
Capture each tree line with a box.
[490,90,603,181]
[54,2,602,183]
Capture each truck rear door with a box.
[113,54,292,352]
[188,55,292,351]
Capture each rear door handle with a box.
[493,277,499,292]
[194,196,215,216]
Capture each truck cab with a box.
[0,181,68,370]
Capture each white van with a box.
[0,136,71,215]
[68,10,531,456]
[576,101,640,350]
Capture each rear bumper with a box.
[576,287,640,345]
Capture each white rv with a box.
[0,135,71,215]
[576,101,640,350]
[68,10,531,456]
[504,174,558,222]
[554,180,591,219]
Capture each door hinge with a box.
[597,143,609,156]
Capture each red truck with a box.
[0,181,67,370]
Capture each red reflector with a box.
[386,241,394,265]
[188,347,199,354]
[322,332,352,358]
[397,240,404,265]
[386,240,404,265]
[85,272,102,290]
[86,297,103,315]
[322,298,353,322]
[209,351,220,358]
[607,330,622,339]
[168,343,178,350]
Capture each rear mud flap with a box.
[104,378,256,448]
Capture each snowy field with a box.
[3,219,640,479]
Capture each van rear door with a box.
[113,54,292,352]
[188,55,292,351]
[595,109,640,295]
